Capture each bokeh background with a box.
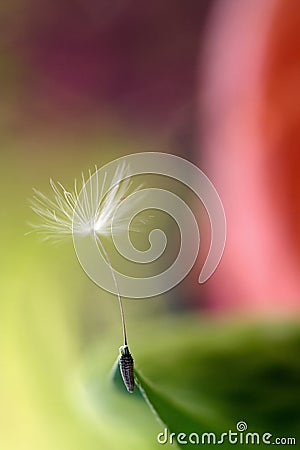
[1,1,300,449]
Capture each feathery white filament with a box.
[29,163,142,241]
[29,163,143,346]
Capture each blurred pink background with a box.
[198,0,300,316]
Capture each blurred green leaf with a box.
[111,355,210,448]
[106,319,300,448]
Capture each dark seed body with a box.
[119,346,134,393]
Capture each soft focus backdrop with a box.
[1,1,299,449]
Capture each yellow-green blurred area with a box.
[1,126,300,450]
[1,1,300,449]
[0,130,172,450]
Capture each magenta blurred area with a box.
[1,0,209,131]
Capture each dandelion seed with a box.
[29,163,143,393]
[119,345,134,393]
